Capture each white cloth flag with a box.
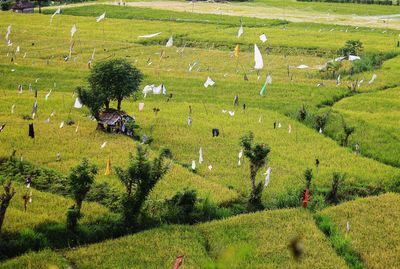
[96,12,106,22]
[204,76,215,88]
[5,25,11,41]
[191,160,196,170]
[238,149,243,166]
[368,74,377,84]
[336,75,341,85]
[15,46,20,53]
[50,8,61,23]
[74,98,83,108]
[152,84,167,95]
[45,90,52,101]
[59,121,64,129]
[259,33,267,43]
[254,44,263,70]
[71,24,77,38]
[297,65,309,69]
[166,36,173,47]
[199,147,203,164]
[264,167,272,187]
[100,141,107,149]
[237,24,243,38]
[348,55,360,61]
[138,32,161,38]
[142,84,155,97]
[138,102,144,111]
[90,48,96,61]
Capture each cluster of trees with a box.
[0,145,172,234]
[66,145,172,232]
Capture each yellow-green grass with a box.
[329,86,400,167]
[197,208,347,269]
[1,184,114,233]
[65,225,213,268]
[320,193,400,269]
[0,249,69,269]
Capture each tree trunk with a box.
[38,0,42,13]
[250,164,257,197]
[117,99,122,111]
[105,100,110,110]
[0,182,16,233]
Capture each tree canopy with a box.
[77,59,143,118]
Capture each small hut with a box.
[11,1,34,13]
[98,109,135,136]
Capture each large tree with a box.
[77,59,143,118]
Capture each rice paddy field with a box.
[0,1,399,268]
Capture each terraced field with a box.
[0,2,399,268]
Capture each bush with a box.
[1,1,13,11]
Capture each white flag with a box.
[71,24,77,38]
[100,141,107,149]
[166,36,173,47]
[96,12,106,23]
[297,64,309,69]
[59,121,64,129]
[75,123,79,133]
[199,147,203,164]
[368,74,377,84]
[204,76,215,88]
[139,102,144,111]
[50,8,61,23]
[254,44,263,70]
[11,104,15,114]
[90,48,96,61]
[191,160,196,170]
[259,33,267,43]
[45,90,52,101]
[238,149,243,166]
[138,32,161,38]
[348,55,360,61]
[15,46,20,53]
[208,164,213,171]
[237,24,243,38]
[74,97,83,108]
[5,25,11,41]
[264,167,272,187]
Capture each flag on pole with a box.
[254,44,263,70]
[264,167,272,187]
[166,36,173,47]
[50,8,61,23]
[199,147,203,164]
[259,33,267,43]
[5,25,11,41]
[71,24,77,38]
[204,77,215,88]
[96,12,106,22]
[237,24,243,38]
[74,97,83,108]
